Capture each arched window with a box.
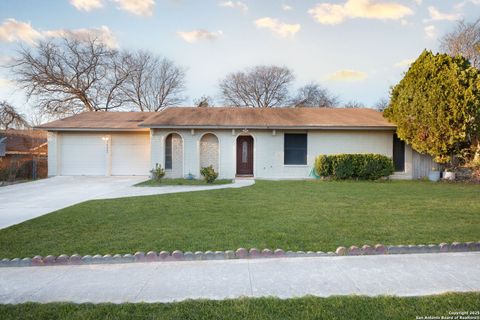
[164,133,183,177]
[165,134,172,170]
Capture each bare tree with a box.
[440,18,480,68]
[374,97,389,111]
[219,65,294,108]
[193,95,214,107]
[9,36,130,116]
[0,101,29,131]
[291,82,338,108]
[122,51,186,111]
[344,100,365,108]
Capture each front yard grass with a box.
[0,293,478,320]
[135,178,232,186]
[0,180,479,258]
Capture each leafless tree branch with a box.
[9,35,130,116]
[122,51,186,111]
[0,101,29,131]
[440,18,480,68]
[290,82,338,108]
[219,65,294,108]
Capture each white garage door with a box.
[60,134,106,175]
[111,132,151,175]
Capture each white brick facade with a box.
[46,128,415,179]
[150,129,414,180]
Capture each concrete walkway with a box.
[0,252,478,304]
[0,176,254,229]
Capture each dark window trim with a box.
[284,133,308,165]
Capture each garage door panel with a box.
[111,133,150,176]
[60,134,106,176]
[59,132,150,176]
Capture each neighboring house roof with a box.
[35,112,154,131]
[140,107,395,130]
[2,129,48,155]
[35,108,395,131]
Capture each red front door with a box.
[236,135,253,176]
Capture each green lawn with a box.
[1,293,478,320]
[135,178,233,186]
[0,180,479,258]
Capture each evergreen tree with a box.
[384,50,480,164]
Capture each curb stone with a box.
[1,242,478,268]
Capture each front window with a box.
[165,134,172,170]
[284,133,307,165]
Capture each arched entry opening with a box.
[200,133,219,172]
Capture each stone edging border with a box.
[1,242,479,268]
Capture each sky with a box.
[0,0,479,116]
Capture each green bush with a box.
[200,165,218,183]
[314,155,332,177]
[314,154,394,180]
[150,163,165,181]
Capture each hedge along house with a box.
[37,107,435,180]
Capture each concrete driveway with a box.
[0,176,254,230]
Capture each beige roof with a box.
[140,107,395,129]
[36,112,154,131]
[36,108,395,131]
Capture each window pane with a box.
[393,134,405,172]
[284,134,307,165]
[285,149,307,165]
[242,141,248,163]
[165,134,172,169]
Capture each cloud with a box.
[0,19,42,45]
[70,0,103,11]
[282,4,293,11]
[0,78,13,89]
[219,1,248,13]
[70,0,155,16]
[328,69,368,81]
[177,29,223,43]
[45,26,118,48]
[456,0,480,8]
[394,58,415,68]
[424,25,436,39]
[0,18,118,48]
[413,0,422,5]
[254,17,301,38]
[0,55,13,66]
[308,0,413,25]
[427,6,461,21]
[113,0,155,16]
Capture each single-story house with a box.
[36,107,435,180]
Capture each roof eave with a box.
[34,127,150,132]
[139,125,396,130]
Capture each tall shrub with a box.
[384,50,480,164]
[314,154,394,180]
